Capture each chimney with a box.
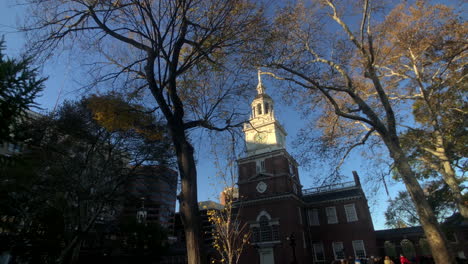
[219,187,239,205]
[219,191,226,206]
[352,171,361,187]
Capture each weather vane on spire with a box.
[257,69,265,94]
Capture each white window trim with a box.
[256,210,271,222]
[312,242,325,261]
[302,232,306,248]
[308,208,320,226]
[332,241,344,260]
[289,162,295,177]
[344,203,358,222]
[298,207,302,225]
[352,240,366,258]
[326,206,338,224]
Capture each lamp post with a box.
[135,197,148,256]
[286,233,298,264]
[136,197,147,224]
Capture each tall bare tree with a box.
[22,1,263,263]
[375,2,467,217]
[261,1,465,263]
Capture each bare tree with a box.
[21,1,263,263]
[208,132,249,264]
[374,2,467,217]
[261,1,464,263]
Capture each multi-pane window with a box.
[8,143,22,153]
[352,240,366,258]
[259,216,272,241]
[308,209,320,226]
[252,227,260,242]
[344,204,358,222]
[256,160,266,174]
[326,207,338,224]
[332,242,345,260]
[313,243,325,261]
[271,225,279,240]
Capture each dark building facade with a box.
[235,73,379,264]
[375,215,468,262]
[165,201,224,264]
[123,165,178,230]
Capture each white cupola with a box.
[244,70,287,156]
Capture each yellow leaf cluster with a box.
[86,94,163,140]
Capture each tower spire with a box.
[256,69,265,95]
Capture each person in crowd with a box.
[384,256,394,264]
[400,254,411,264]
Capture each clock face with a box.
[256,181,267,193]
[254,132,267,143]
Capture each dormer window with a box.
[265,103,269,114]
[257,103,262,115]
[256,159,266,174]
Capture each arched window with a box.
[419,238,431,256]
[384,241,397,258]
[401,239,416,259]
[257,103,262,115]
[265,103,269,114]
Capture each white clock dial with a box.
[254,132,267,143]
[256,181,267,193]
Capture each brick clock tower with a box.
[236,71,312,264]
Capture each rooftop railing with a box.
[302,180,355,195]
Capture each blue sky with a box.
[0,1,410,230]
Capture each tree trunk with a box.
[440,158,468,218]
[69,240,82,264]
[385,139,455,264]
[56,236,81,264]
[419,83,467,217]
[171,125,204,264]
[433,133,468,218]
[144,50,205,263]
